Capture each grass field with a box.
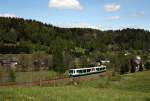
[0,70,67,83]
[15,71,59,83]
[0,71,150,101]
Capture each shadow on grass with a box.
[145,97,150,101]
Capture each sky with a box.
[0,0,150,30]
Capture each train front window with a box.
[69,70,73,74]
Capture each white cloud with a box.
[0,13,17,18]
[133,11,145,17]
[108,16,120,20]
[48,0,83,10]
[104,4,120,12]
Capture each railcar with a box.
[69,65,106,77]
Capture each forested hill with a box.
[0,17,150,54]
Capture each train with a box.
[69,65,106,77]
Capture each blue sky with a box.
[0,0,150,30]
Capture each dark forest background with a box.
[0,17,150,54]
[0,17,150,74]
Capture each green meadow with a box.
[0,71,150,101]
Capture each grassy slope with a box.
[1,71,60,83]
[0,71,150,101]
[16,71,59,83]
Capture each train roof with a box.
[69,65,106,71]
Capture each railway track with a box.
[0,71,112,87]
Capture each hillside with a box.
[0,17,150,54]
[0,17,150,74]
[0,71,150,101]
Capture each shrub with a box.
[130,59,136,73]
[53,52,66,74]
[144,61,150,70]
[9,69,16,82]
[131,66,136,73]
[139,63,143,71]
[120,63,130,74]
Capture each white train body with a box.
[69,65,106,77]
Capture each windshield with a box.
[69,70,74,74]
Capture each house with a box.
[96,57,110,65]
[101,60,110,64]
[0,59,17,68]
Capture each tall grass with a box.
[0,71,150,101]
[0,71,61,83]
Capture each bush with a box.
[144,61,150,70]
[120,63,130,74]
[130,59,136,73]
[18,54,30,72]
[139,63,143,71]
[9,69,16,82]
[53,52,66,74]
[131,66,136,73]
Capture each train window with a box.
[92,68,95,71]
[83,69,86,73]
[96,68,100,71]
[87,69,91,72]
[69,70,73,74]
[79,70,83,73]
[77,70,80,73]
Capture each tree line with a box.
[0,17,150,74]
[0,17,150,54]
